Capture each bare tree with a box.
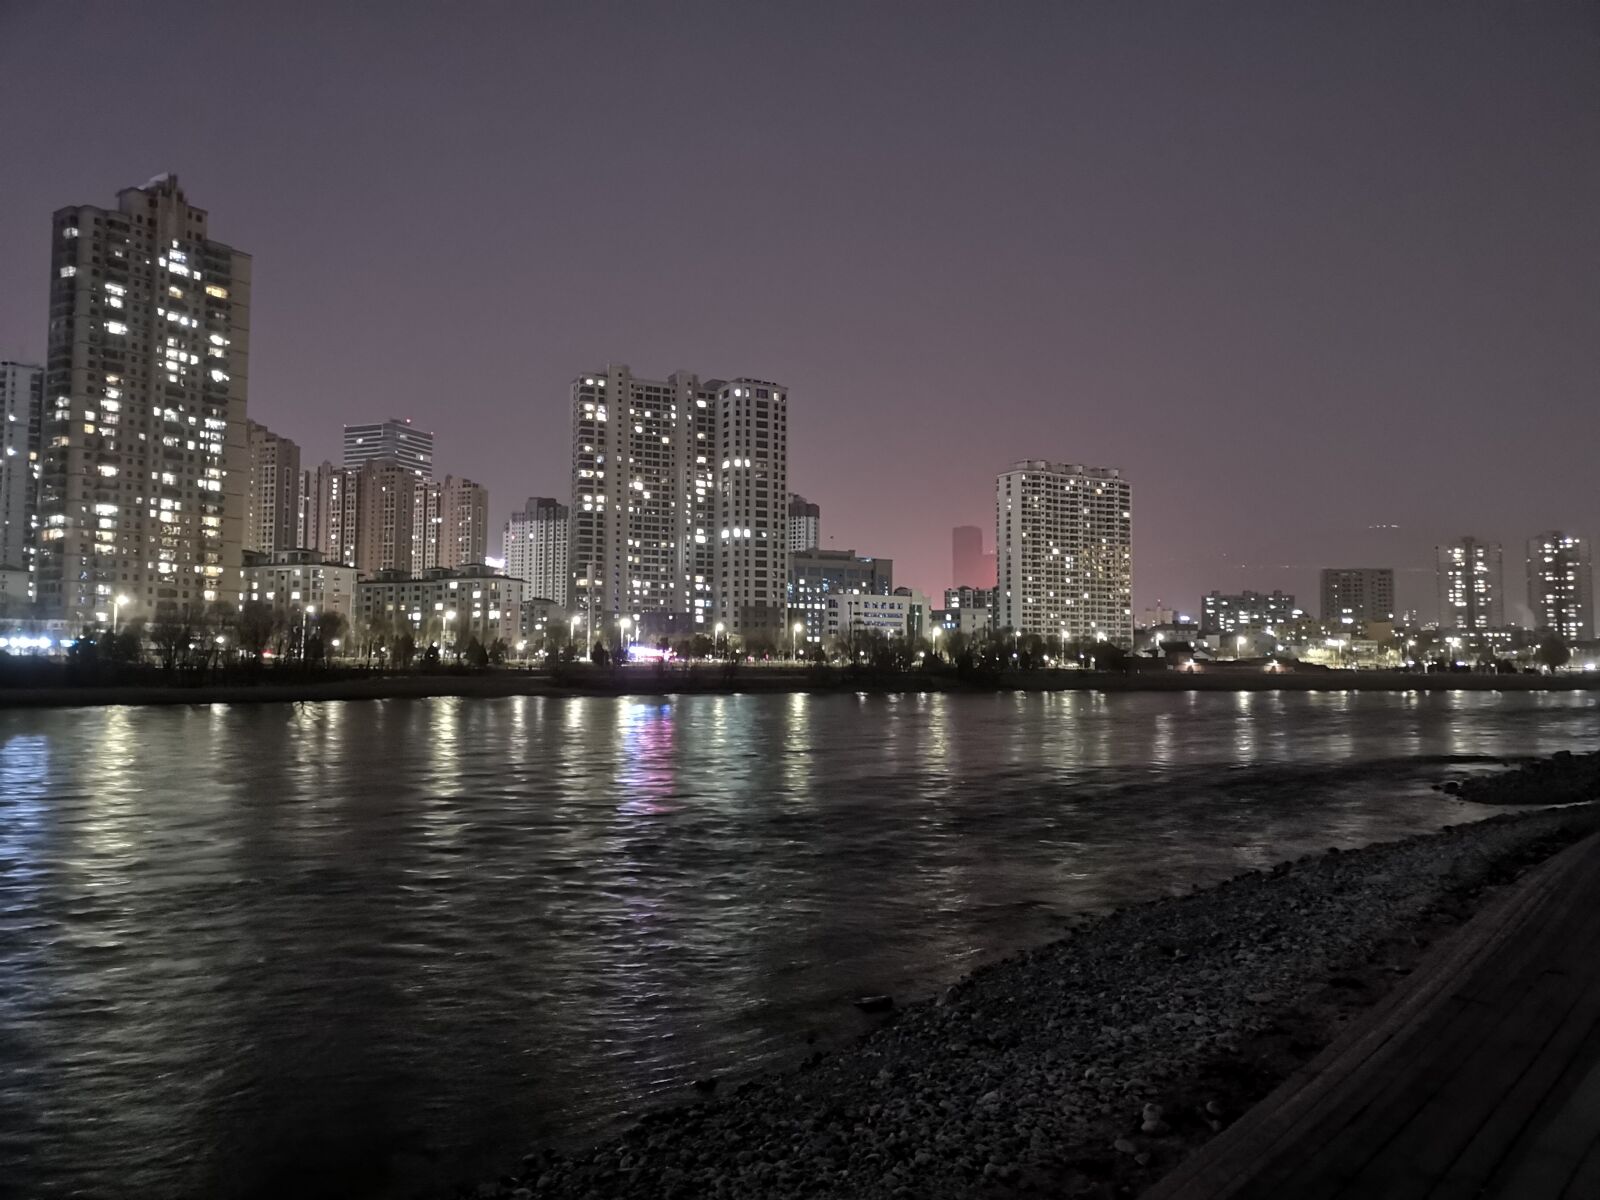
[236,601,281,663]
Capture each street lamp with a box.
[714,620,725,659]
[793,621,804,659]
[113,593,130,634]
[302,604,316,659]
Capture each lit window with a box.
[59,265,76,278]
[105,321,127,335]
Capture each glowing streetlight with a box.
[792,621,804,659]
[112,592,130,634]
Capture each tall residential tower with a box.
[244,418,301,555]
[1527,532,1593,641]
[37,176,249,624]
[343,418,433,478]
[1435,537,1503,630]
[787,494,820,552]
[0,362,44,576]
[503,497,569,605]
[995,461,1132,645]
[568,365,788,642]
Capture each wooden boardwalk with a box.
[1144,831,1600,1200]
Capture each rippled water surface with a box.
[0,689,1595,1198]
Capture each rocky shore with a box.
[457,789,1599,1200]
[1441,747,1600,806]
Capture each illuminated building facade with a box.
[788,547,893,641]
[996,461,1133,645]
[243,548,358,623]
[787,494,820,551]
[343,417,432,478]
[569,365,788,640]
[415,474,488,571]
[244,418,300,554]
[37,175,249,624]
[1526,532,1593,641]
[0,361,44,583]
[1200,589,1298,635]
[1319,568,1396,626]
[503,496,569,605]
[356,563,525,648]
[1434,537,1503,630]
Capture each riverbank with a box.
[457,793,1600,1199]
[3,664,1597,708]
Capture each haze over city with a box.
[2,1,1594,615]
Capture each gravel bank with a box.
[1441,748,1600,806]
[459,803,1598,1200]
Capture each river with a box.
[0,689,1593,1198]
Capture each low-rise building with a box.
[357,563,524,649]
[826,592,922,640]
[1200,589,1298,634]
[520,595,568,644]
[242,549,358,624]
[789,547,894,641]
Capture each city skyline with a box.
[1,4,1596,614]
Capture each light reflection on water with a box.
[0,689,1595,1200]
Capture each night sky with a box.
[2,2,1595,619]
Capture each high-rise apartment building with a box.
[417,475,488,570]
[569,365,787,640]
[343,417,433,478]
[1319,568,1396,625]
[715,378,788,638]
[1526,532,1593,641]
[788,494,820,551]
[1435,537,1503,630]
[351,459,419,579]
[0,362,44,577]
[1200,589,1298,635]
[297,460,357,565]
[244,419,301,554]
[37,176,249,624]
[571,368,709,633]
[995,461,1132,645]
[503,496,569,605]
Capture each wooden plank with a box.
[1319,856,1600,1197]
[1428,959,1600,1196]
[1489,1045,1600,1197]
[1241,892,1600,1200]
[1143,834,1600,1200]
[1330,968,1585,1197]
[1558,1131,1600,1200]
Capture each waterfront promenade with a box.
[1144,829,1600,1199]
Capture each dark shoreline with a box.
[2,666,1596,709]
[456,784,1600,1200]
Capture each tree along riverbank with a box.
[456,768,1598,1200]
[1,661,1598,708]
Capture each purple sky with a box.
[2,2,1595,619]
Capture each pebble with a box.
[459,802,1595,1200]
